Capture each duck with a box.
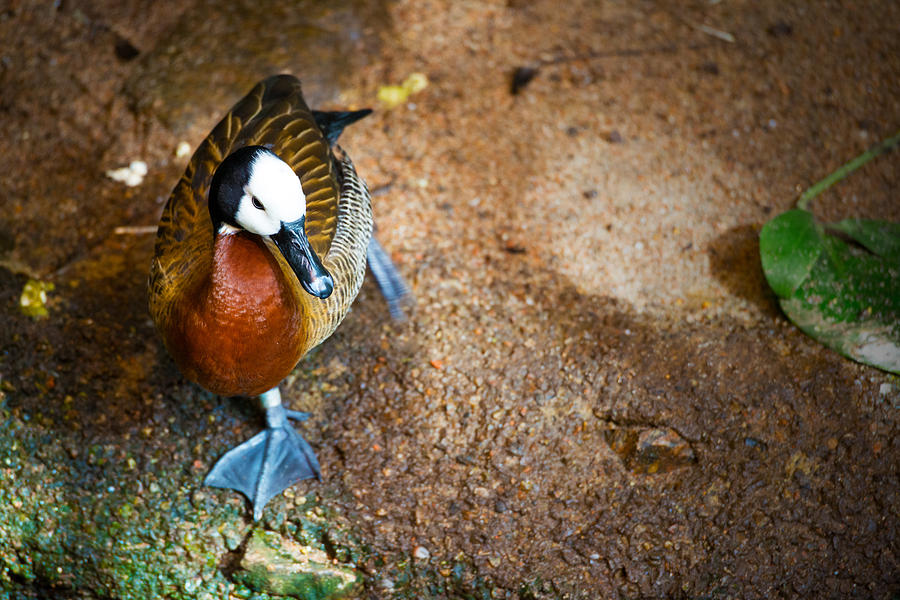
[148,74,408,520]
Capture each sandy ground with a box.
[1,0,898,598]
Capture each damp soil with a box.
[1,1,899,599]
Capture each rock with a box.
[605,426,696,474]
[220,522,247,552]
[235,529,361,599]
[123,0,389,133]
[606,130,624,143]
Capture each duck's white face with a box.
[210,145,333,299]
[231,151,306,236]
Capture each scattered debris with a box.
[113,35,140,61]
[767,21,794,37]
[511,66,539,95]
[681,17,735,43]
[105,160,148,187]
[19,279,54,318]
[378,73,429,109]
[114,225,158,235]
[698,60,720,75]
[175,141,192,158]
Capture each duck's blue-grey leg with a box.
[367,236,411,321]
[205,387,320,521]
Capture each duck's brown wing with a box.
[203,75,340,256]
[261,81,340,258]
[149,75,340,325]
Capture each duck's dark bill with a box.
[271,217,334,299]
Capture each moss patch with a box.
[234,529,360,599]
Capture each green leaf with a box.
[781,298,900,374]
[778,227,900,374]
[760,130,900,374]
[759,209,825,298]
[829,218,900,262]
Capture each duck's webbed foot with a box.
[205,388,320,521]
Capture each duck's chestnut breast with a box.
[166,232,307,396]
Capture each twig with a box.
[114,225,158,235]
[680,17,735,43]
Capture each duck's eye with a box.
[251,196,264,210]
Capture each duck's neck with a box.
[209,232,284,303]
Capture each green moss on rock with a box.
[235,529,361,599]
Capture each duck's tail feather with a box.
[312,109,373,146]
[367,236,412,321]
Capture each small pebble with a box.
[699,61,720,75]
[113,35,140,61]
[175,141,191,158]
[413,546,430,560]
[767,21,793,37]
[511,66,539,95]
[221,527,243,551]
